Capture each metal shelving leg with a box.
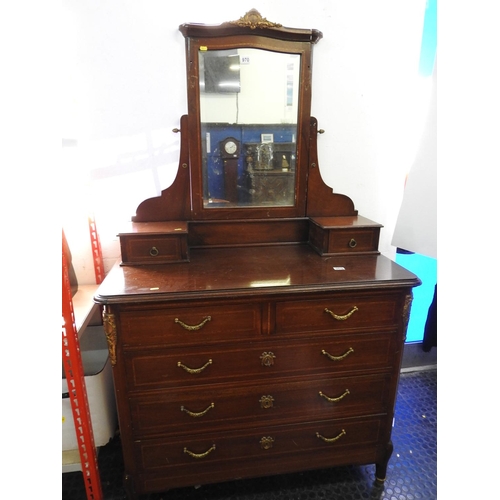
[62,238,103,500]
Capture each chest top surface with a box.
[95,245,420,304]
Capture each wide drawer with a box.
[120,302,262,346]
[275,292,401,335]
[134,416,383,482]
[129,373,391,438]
[123,333,394,390]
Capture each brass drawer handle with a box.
[316,429,346,443]
[324,306,358,321]
[181,402,214,418]
[149,246,159,257]
[174,316,212,331]
[319,389,350,403]
[321,347,354,361]
[184,444,216,459]
[348,238,357,248]
[177,359,213,374]
[260,351,276,367]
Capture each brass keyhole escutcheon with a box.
[260,436,275,450]
[260,352,276,367]
[259,395,275,409]
[149,246,159,257]
[348,238,357,248]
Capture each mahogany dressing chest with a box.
[94,10,421,498]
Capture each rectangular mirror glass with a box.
[198,48,301,208]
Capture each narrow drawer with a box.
[120,303,262,346]
[308,216,381,256]
[120,234,189,265]
[129,373,390,438]
[275,292,400,335]
[124,333,393,390]
[328,228,380,254]
[135,416,383,474]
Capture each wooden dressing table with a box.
[94,10,420,498]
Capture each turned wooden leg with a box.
[124,474,138,500]
[375,440,394,482]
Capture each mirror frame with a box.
[180,10,322,220]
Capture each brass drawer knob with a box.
[149,246,159,257]
[348,238,357,248]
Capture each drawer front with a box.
[129,373,390,438]
[120,303,262,346]
[120,234,188,264]
[124,333,393,390]
[327,228,379,254]
[275,293,400,335]
[135,416,383,474]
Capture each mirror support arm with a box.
[132,115,193,222]
[305,117,357,217]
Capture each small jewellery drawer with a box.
[275,293,400,335]
[120,234,189,265]
[308,216,382,256]
[124,333,393,390]
[135,416,384,474]
[120,303,262,346]
[129,373,390,438]
[324,228,380,254]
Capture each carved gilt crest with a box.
[229,9,282,30]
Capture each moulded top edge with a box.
[179,10,322,44]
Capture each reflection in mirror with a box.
[199,48,300,208]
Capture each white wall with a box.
[62,0,428,279]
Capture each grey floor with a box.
[62,368,437,500]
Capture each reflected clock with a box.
[220,137,241,159]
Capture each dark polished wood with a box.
[95,247,418,497]
[96,246,419,498]
[95,10,421,499]
[96,246,417,303]
[188,219,309,248]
